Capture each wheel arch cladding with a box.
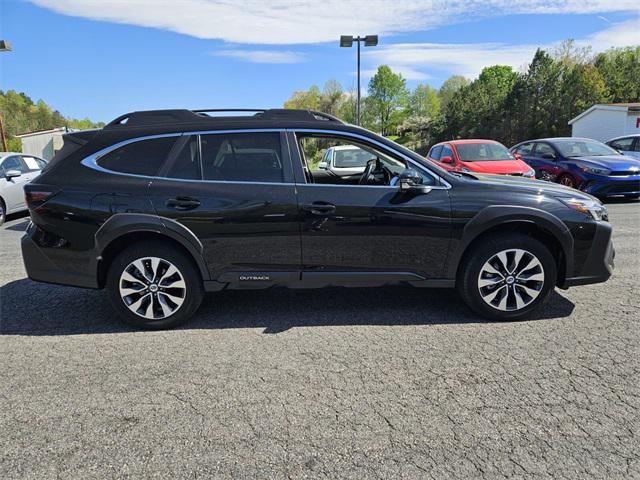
[94,213,210,287]
[450,205,573,285]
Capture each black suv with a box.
[21,109,614,328]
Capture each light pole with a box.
[340,35,378,125]
[0,40,11,151]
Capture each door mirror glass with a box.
[4,169,22,179]
[441,155,454,164]
[398,168,423,191]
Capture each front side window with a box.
[534,143,555,157]
[429,145,443,160]
[1,156,27,175]
[609,137,634,151]
[296,134,435,187]
[441,145,454,159]
[22,156,44,171]
[98,137,177,176]
[200,132,283,183]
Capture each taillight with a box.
[24,185,59,210]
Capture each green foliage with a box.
[594,46,640,103]
[0,90,104,152]
[367,66,409,136]
[438,75,470,109]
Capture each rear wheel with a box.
[106,241,204,329]
[457,234,556,321]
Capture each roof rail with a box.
[105,108,344,128]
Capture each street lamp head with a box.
[0,40,12,52]
[364,35,378,47]
[339,35,354,48]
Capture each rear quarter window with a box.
[98,137,177,176]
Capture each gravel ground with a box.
[1,200,639,479]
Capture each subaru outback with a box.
[21,109,614,328]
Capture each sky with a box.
[0,0,638,123]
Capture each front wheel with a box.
[106,241,204,329]
[457,234,557,321]
[557,174,577,189]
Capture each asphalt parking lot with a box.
[1,200,639,479]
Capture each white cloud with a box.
[30,0,640,45]
[364,19,640,80]
[361,66,431,80]
[212,50,305,64]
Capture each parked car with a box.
[427,140,535,178]
[22,109,614,329]
[0,152,47,225]
[318,145,369,179]
[606,134,640,160]
[511,137,640,199]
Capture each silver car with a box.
[606,134,640,160]
[0,152,47,225]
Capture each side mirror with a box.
[397,169,431,194]
[4,169,22,179]
[541,153,556,160]
[318,161,328,169]
[441,155,454,164]
[513,153,523,160]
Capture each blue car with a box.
[510,137,640,199]
[606,134,640,160]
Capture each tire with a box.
[557,174,577,189]
[106,240,204,329]
[0,198,5,226]
[457,233,557,321]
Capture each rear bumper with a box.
[561,221,614,288]
[21,227,98,289]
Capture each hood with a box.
[571,154,640,172]
[469,173,597,201]
[461,159,530,174]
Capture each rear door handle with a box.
[166,196,201,210]
[301,202,336,216]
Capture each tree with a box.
[283,84,322,111]
[438,75,470,108]
[409,84,440,118]
[367,65,409,136]
[594,46,640,103]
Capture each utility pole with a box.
[340,35,378,125]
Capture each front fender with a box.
[447,205,574,279]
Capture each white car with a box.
[606,134,640,160]
[318,145,372,177]
[0,152,47,225]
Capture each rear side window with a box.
[200,132,283,183]
[98,137,177,176]
[429,145,443,160]
[515,143,533,155]
[164,135,200,180]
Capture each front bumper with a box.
[561,221,614,288]
[580,175,640,197]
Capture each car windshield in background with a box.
[333,148,372,168]
[553,139,619,157]
[456,143,513,162]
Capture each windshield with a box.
[333,148,372,168]
[456,143,513,162]
[553,139,619,157]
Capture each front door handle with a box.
[166,196,201,210]
[301,202,336,216]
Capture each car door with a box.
[531,142,562,181]
[148,130,301,282]
[289,130,451,282]
[0,155,30,212]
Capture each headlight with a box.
[523,168,536,178]
[560,198,608,221]
[580,165,611,176]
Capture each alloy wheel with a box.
[477,249,545,312]
[119,257,186,320]
[559,176,575,188]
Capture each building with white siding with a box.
[14,126,77,161]
[569,103,640,143]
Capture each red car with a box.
[427,139,536,178]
